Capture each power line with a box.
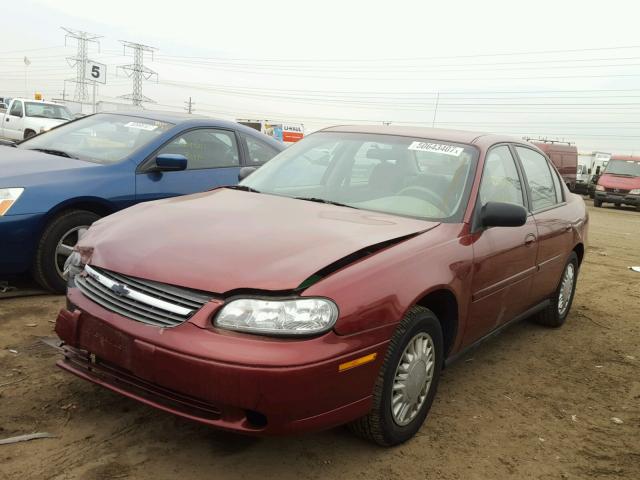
[61,27,102,102]
[117,41,157,106]
[150,44,640,63]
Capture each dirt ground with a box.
[0,200,638,480]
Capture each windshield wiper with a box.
[607,172,634,177]
[29,148,78,159]
[294,196,355,208]
[225,185,261,193]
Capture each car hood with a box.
[34,117,69,129]
[0,146,98,186]
[598,173,640,189]
[81,188,439,293]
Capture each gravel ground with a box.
[0,201,638,480]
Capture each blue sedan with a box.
[0,111,285,292]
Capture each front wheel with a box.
[32,210,100,293]
[534,252,579,328]
[348,306,443,446]
[594,198,603,207]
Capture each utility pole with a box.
[431,92,440,128]
[118,41,157,106]
[185,97,195,114]
[62,27,102,102]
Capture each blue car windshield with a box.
[18,113,174,164]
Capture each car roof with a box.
[611,155,640,162]
[95,110,285,149]
[317,125,531,149]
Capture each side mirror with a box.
[155,153,187,172]
[587,168,592,174]
[238,166,257,181]
[480,202,527,228]
[595,166,601,175]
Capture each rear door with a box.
[136,128,242,202]
[514,146,574,303]
[241,133,281,167]
[465,144,538,344]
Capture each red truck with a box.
[594,155,640,210]
[531,140,578,192]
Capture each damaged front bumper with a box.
[55,288,387,435]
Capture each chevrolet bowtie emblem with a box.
[110,283,128,296]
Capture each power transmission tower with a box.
[118,41,157,106]
[62,27,102,102]
[185,97,195,114]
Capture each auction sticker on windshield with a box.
[124,122,158,131]
[408,141,464,156]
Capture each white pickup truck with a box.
[0,98,73,141]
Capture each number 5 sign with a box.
[85,60,107,84]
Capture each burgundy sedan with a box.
[55,126,588,446]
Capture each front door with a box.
[465,145,538,345]
[4,100,24,140]
[136,128,242,202]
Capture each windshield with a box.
[242,132,478,221]
[18,113,174,164]
[24,102,73,121]
[604,159,640,177]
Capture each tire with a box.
[534,252,579,328]
[23,129,36,139]
[615,203,621,208]
[32,210,100,293]
[594,198,603,207]
[348,306,443,446]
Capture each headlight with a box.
[62,250,84,281]
[630,189,640,195]
[0,188,24,216]
[595,185,605,191]
[39,127,51,133]
[214,298,339,336]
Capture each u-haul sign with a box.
[282,124,304,143]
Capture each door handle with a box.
[524,233,536,246]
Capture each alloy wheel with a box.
[54,226,88,278]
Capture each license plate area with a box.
[78,314,133,370]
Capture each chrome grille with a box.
[605,187,629,194]
[75,265,212,328]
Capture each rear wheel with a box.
[534,252,579,328]
[348,306,443,446]
[32,210,99,293]
[615,203,621,208]
[594,198,603,207]
[23,129,36,139]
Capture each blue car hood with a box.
[0,146,101,186]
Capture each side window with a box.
[244,135,280,166]
[9,101,22,117]
[158,129,239,170]
[516,147,558,211]
[479,145,525,207]
[550,166,564,203]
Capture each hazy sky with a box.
[3,0,640,153]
